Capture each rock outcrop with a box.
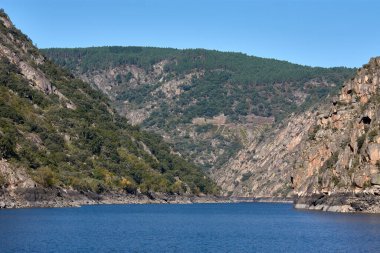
[212,110,317,198]
[0,12,76,109]
[213,57,380,213]
[0,16,52,94]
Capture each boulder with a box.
[354,175,367,188]
[367,144,380,164]
[371,174,380,185]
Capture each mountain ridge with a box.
[42,45,355,69]
[43,46,355,172]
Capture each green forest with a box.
[0,57,217,194]
[43,46,355,122]
[43,46,356,171]
[0,12,218,195]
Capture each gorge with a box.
[1,9,380,213]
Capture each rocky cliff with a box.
[213,57,380,213]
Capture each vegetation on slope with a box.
[0,10,217,195]
[43,46,355,121]
[43,47,355,171]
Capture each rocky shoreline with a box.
[230,197,294,203]
[2,187,380,213]
[294,191,380,213]
[0,187,297,209]
[0,187,235,209]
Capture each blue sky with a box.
[2,0,379,67]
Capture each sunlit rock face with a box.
[213,57,380,212]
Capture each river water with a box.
[0,203,379,252]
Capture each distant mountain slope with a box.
[0,10,217,207]
[43,47,355,170]
[43,47,354,121]
[213,57,380,213]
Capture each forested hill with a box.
[0,10,217,199]
[43,47,355,171]
[43,47,354,121]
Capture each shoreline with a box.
[2,187,380,214]
[0,189,230,209]
[230,197,294,204]
[0,187,296,209]
[294,192,380,214]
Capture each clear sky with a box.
[2,0,379,67]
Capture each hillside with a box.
[42,47,355,170]
[0,10,218,207]
[213,57,380,213]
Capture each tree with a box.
[0,135,16,159]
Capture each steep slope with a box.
[293,57,380,212]
[213,57,380,213]
[42,47,354,171]
[0,10,218,208]
[212,110,317,198]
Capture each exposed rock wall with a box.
[0,16,52,94]
[212,110,317,197]
[213,57,380,212]
[0,13,76,109]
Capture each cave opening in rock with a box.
[347,89,352,94]
[360,116,372,125]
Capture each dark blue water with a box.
[0,203,379,253]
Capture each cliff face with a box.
[212,111,316,198]
[213,57,380,212]
[293,57,380,212]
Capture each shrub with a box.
[308,125,321,140]
[241,172,252,182]
[93,168,114,185]
[357,134,366,152]
[368,129,378,142]
[69,176,99,192]
[120,177,138,194]
[0,104,24,124]
[33,167,58,187]
[321,152,339,172]
[340,138,350,149]
[170,181,185,194]
[363,180,372,189]
[331,175,340,186]
[0,134,16,159]
[0,173,6,186]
